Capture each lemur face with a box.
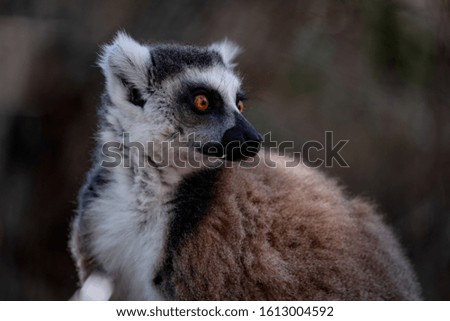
[99,33,261,163]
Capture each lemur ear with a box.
[209,40,241,68]
[98,32,150,107]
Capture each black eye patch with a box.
[236,91,247,103]
[179,83,224,115]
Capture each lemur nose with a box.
[221,113,262,161]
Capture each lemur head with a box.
[98,32,261,164]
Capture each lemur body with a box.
[70,33,421,300]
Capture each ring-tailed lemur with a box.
[70,32,421,300]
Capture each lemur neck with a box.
[97,108,204,196]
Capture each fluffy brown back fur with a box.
[160,155,421,300]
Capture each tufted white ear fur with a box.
[98,32,151,107]
[209,39,241,68]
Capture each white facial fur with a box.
[97,32,243,164]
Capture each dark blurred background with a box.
[0,0,448,300]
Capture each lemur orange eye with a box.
[237,100,244,112]
[194,94,209,111]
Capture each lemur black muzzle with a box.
[202,113,262,161]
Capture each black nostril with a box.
[221,114,262,161]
